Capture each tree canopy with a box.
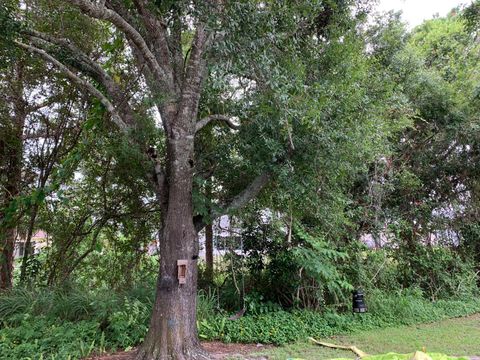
[1,1,479,359]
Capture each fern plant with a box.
[292,223,353,309]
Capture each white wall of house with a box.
[13,230,48,259]
[198,215,244,260]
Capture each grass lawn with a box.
[253,314,480,359]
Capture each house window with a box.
[17,242,25,258]
[14,242,33,258]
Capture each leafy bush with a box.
[341,242,401,294]
[104,298,150,349]
[0,287,123,324]
[393,245,479,300]
[0,317,102,360]
[0,284,226,359]
[1,285,480,358]
[198,291,480,345]
[244,291,282,315]
[227,220,355,310]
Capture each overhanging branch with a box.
[65,0,173,91]
[15,40,129,132]
[194,171,271,232]
[25,30,137,126]
[195,115,240,133]
[218,171,271,215]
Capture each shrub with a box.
[1,285,480,358]
[104,298,150,349]
[393,245,479,300]
[0,285,227,359]
[0,317,102,360]
[198,292,480,345]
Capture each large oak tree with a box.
[2,0,403,358]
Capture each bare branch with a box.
[15,40,129,132]
[195,115,240,133]
[218,171,271,216]
[65,0,173,91]
[194,171,271,232]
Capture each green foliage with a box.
[0,317,101,360]
[292,223,353,297]
[337,243,479,302]
[0,285,219,359]
[104,298,150,349]
[463,0,480,30]
[0,0,21,58]
[244,291,282,316]
[218,217,355,310]
[199,291,480,345]
[1,281,480,358]
[393,246,479,300]
[341,243,401,293]
[197,288,220,321]
[2,2,480,358]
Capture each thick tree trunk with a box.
[137,132,209,359]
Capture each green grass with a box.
[254,314,480,359]
[252,342,352,359]
[338,314,480,355]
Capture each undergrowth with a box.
[198,290,480,344]
[1,287,479,359]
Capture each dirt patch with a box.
[86,342,271,360]
[87,350,133,360]
[204,341,270,359]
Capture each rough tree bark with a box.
[137,129,207,359]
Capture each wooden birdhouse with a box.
[177,260,188,285]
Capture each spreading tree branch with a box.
[194,171,271,231]
[131,0,175,87]
[65,0,173,91]
[195,115,240,133]
[219,171,271,215]
[14,40,129,132]
[25,30,137,126]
